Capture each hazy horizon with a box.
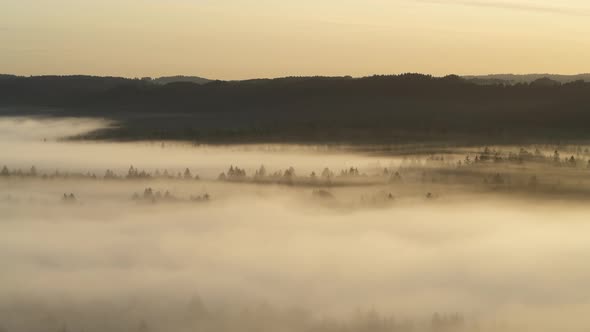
[2,0,590,79]
[3,72,590,82]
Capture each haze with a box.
[3,1,590,330]
[2,0,590,78]
[3,118,590,331]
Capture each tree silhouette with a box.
[553,150,561,164]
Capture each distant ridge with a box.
[0,74,212,85]
[463,73,590,85]
[2,73,589,85]
[152,75,211,85]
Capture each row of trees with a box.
[131,187,210,204]
[219,165,369,183]
[3,148,589,191]
[0,165,201,181]
[0,291,471,332]
[460,147,590,167]
[125,166,201,180]
[0,164,380,183]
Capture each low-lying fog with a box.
[0,117,391,179]
[2,117,590,332]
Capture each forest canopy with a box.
[1,74,590,143]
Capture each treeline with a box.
[464,73,590,85]
[2,74,590,143]
[2,146,589,185]
[0,165,201,181]
[0,75,209,107]
[0,294,470,332]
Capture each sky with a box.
[1,0,590,79]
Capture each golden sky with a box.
[1,0,589,79]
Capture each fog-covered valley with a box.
[3,117,590,332]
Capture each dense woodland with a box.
[2,74,590,143]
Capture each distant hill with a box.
[2,73,590,143]
[464,74,590,85]
[152,76,211,85]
